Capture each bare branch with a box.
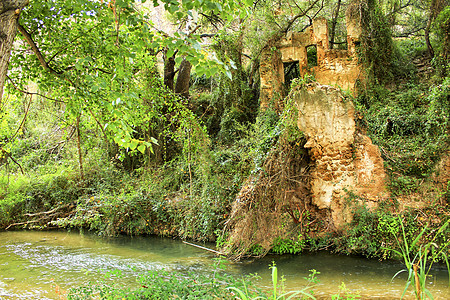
[386,0,413,19]
[200,33,216,38]
[282,0,321,33]
[8,153,24,174]
[10,93,32,142]
[17,24,62,76]
[393,26,427,38]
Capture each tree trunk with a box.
[425,12,435,58]
[0,0,29,103]
[174,57,191,98]
[329,0,341,49]
[163,50,175,91]
[76,114,84,180]
[425,0,448,58]
[443,14,450,63]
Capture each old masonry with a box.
[222,13,390,258]
[259,14,388,227]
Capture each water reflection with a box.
[0,231,448,299]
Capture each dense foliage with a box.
[67,262,260,300]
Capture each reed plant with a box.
[389,217,450,299]
[227,263,317,300]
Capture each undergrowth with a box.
[355,76,449,197]
[334,194,450,260]
[68,260,263,300]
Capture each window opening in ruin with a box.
[283,61,300,90]
[306,45,318,69]
[331,25,348,50]
[332,40,348,50]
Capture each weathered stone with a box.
[260,16,363,111]
[354,135,388,198]
[292,82,387,227]
[260,48,285,110]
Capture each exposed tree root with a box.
[222,135,331,260]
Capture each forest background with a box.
[0,0,449,263]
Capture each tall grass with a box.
[389,218,450,299]
[227,263,317,300]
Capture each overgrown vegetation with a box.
[67,262,332,300]
[0,0,449,275]
[68,260,263,300]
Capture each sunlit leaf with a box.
[137,144,146,154]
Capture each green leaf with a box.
[225,70,232,80]
[150,137,158,145]
[175,55,183,65]
[166,47,175,58]
[175,11,183,19]
[137,144,146,154]
[195,65,206,76]
[75,61,82,71]
[191,40,201,51]
[129,139,138,150]
[227,287,249,300]
[168,4,179,14]
[271,264,278,297]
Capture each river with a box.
[0,231,448,299]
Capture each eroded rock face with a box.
[293,83,388,227]
[224,13,387,255]
[222,83,388,257]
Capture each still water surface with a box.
[0,231,448,299]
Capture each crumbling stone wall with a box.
[259,48,285,111]
[293,83,387,227]
[260,16,362,109]
[256,13,387,227]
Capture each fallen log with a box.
[6,219,41,230]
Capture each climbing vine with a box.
[348,0,395,87]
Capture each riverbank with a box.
[1,154,449,263]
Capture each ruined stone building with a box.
[258,14,387,226]
[260,16,362,109]
[222,13,392,257]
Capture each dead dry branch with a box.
[6,203,75,230]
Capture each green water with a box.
[0,231,448,299]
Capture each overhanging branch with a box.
[17,24,61,76]
[282,0,322,33]
[17,24,76,87]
